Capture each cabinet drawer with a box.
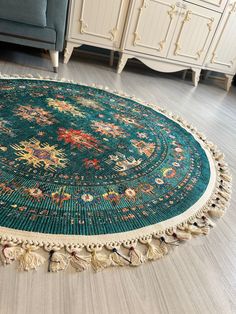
[124,0,181,58]
[68,0,129,49]
[184,0,228,12]
[167,3,221,65]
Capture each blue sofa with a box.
[0,0,68,72]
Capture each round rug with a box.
[0,77,231,272]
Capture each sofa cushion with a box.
[0,19,56,43]
[0,0,47,27]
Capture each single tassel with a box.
[198,133,207,141]
[206,141,216,150]
[159,239,169,255]
[214,152,224,161]
[160,236,179,246]
[129,247,143,266]
[18,246,45,271]
[220,174,231,182]
[208,208,224,218]
[186,224,203,235]
[174,230,192,241]
[212,194,226,204]
[48,250,69,272]
[70,251,90,272]
[200,226,210,235]
[219,184,231,193]
[218,190,230,200]
[218,165,228,172]
[110,248,130,266]
[216,198,227,206]
[90,251,111,272]
[196,130,203,136]
[0,244,24,265]
[189,222,210,235]
[146,242,163,261]
[194,216,214,229]
[201,215,215,228]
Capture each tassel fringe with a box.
[146,242,164,261]
[70,252,90,272]
[0,74,232,273]
[18,246,45,271]
[90,251,111,272]
[48,250,69,272]
[129,247,143,266]
[0,244,24,265]
[109,248,131,266]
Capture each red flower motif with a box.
[58,128,102,152]
[83,158,101,170]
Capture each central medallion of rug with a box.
[0,78,231,272]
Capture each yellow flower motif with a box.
[11,138,67,171]
[47,98,85,117]
[75,96,104,111]
[92,121,125,138]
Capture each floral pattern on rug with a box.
[0,79,210,236]
[58,128,103,152]
[15,105,56,126]
[47,98,85,117]
[11,138,67,171]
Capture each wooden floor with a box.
[0,45,235,314]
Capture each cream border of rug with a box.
[0,75,232,272]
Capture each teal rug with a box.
[0,78,231,272]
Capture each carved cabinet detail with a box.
[125,0,180,58]
[64,0,128,63]
[167,3,221,65]
[204,1,236,73]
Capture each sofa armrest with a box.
[46,0,68,51]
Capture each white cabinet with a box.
[167,3,221,65]
[124,0,181,58]
[64,0,129,64]
[64,0,236,91]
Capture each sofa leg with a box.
[49,50,59,73]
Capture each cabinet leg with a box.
[49,50,59,73]
[64,42,81,64]
[182,69,187,80]
[224,74,233,92]
[202,70,211,80]
[117,53,129,74]
[109,50,114,67]
[192,68,201,87]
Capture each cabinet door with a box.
[167,3,221,65]
[124,0,181,58]
[204,1,236,74]
[184,0,228,12]
[68,0,129,49]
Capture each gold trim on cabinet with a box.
[210,1,236,68]
[174,10,192,56]
[133,0,178,52]
[79,0,125,43]
[174,10,215,60]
